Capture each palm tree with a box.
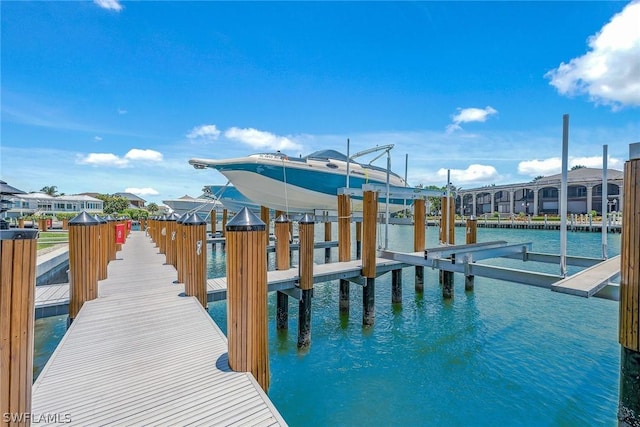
[40,185,59,196]
[147,202,159,214]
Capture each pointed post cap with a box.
[182,212,206,226]
[105,214,117,222]
[226,207,266,231]
[169,212,182,221]
[69,211,99,226]
[299,213,315,224]
[176,212,190,224]
[93,214,107,224]
[275,214,290,223]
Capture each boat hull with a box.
[190,154,408,213]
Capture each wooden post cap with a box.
[69,211,99,226]
[226,207,266,232]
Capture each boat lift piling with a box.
[361,190,378,327]
[414,198,426,293]
[297,214,315,348]
[338,193,352,315]
[465,217,478,291]
[275,214,291,330]
[324,214,332,263]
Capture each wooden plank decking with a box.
[31,231,287,426]
[551,255,621,297]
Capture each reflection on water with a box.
[35,225,621,425]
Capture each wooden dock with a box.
[32,231,287,426]
[551,255,621,298]
[35,254,408,318]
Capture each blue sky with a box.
[2,1,639,206]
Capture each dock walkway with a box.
[36,255,408,318]
[32,231,287,426]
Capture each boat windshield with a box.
[305,150,349,162]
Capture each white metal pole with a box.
[385,152,390,249]
[404,153,408,211]
[560,114,569,277]
[346,138,350,189]
[446,169,451,245]
[602,144,608,259]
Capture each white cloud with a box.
[124,149,163,162]
[436,164,499,185]
[187,124,221,141]
[94,0,123,12]
[446,106,498,133]
[77,148,163,167]
[224,127,302,151]
[77,153,129,168]
[117,108,127,114]
[518,156,624,177]
[125,187,159,196]
[94,136,102,141]
[545,0,640,108]
[518,158,561,176]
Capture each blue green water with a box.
[34,226,621,426]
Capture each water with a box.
[34,226,621,426]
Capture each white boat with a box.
[162,195,222,216]
[189,145,408,213]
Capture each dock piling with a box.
[275,214,290,330]
[183,213,207,308]
[226,208,269,391]
[338,194,351,315]
[618,141,640,426]
[0,229,38,424]
[355,220,362,260]
[362,190,378,327]
[175,213,188,284]
[68,211,100,324]
[297,214,315,348]
[324,219,332,263]
[414,198,426,293]
[392,269,402,304]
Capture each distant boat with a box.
[189,145,407,213]
[162,194,222,216]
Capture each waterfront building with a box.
[458,168,623,217]
[114,192,147,209]
[6,192,104,218]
